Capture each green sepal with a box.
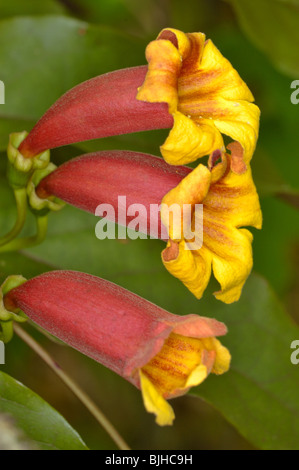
[0,275,28,343]
[1,275,27,297]
[7,132,50,189]
[27,163,66,213]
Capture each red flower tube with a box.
[3,270,230,425]
[35,150,190,240]
[18,67,173,158]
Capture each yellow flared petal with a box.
[141,333,218,396]
[202,338,231,375]
[181,99,260,168]
[138,28,260,166]
[162,240,212,299]
[185,363,208,387]
[139,332,230,424]
[162,162,211,208]
[178,38,254,102]
[161,149,262,303]
[202,162,262,302]
[161,163,211,239]
[137,28,204,114]
[159,28,203,60]
[206,153,262,230]
[161,111,224,165]
[139,370,175,426]
[202,155,262,301]
[178,38,259,166]
[211,228,254,303]
[137,39,181,114]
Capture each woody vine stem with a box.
[13,323,131,451]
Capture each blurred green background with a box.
[0,0,299,450]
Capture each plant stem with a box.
[0,188,27,247]
[0,215,48,253]
[13,324,130,451]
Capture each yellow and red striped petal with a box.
[140,332,230,425]
[137,28,260,168]
[162,149,262,303]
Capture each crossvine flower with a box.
[33,147,261,303]
[15,28,259,174]
[2,271,231,425]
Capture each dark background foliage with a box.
[0,0,299,450]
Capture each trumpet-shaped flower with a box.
[16,28,258,170]
[137,28,260,170]
[34,147,262,303]
[3,270,231,425]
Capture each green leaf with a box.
[192,274,299,450]
[0,371,88,450]
[0,0,68,19]
[0,412,37,450]
[252,148,299,207]
[61,0,147,32]
[226,0,299,77]
[0,15,145,150]
[253,196,299,295]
